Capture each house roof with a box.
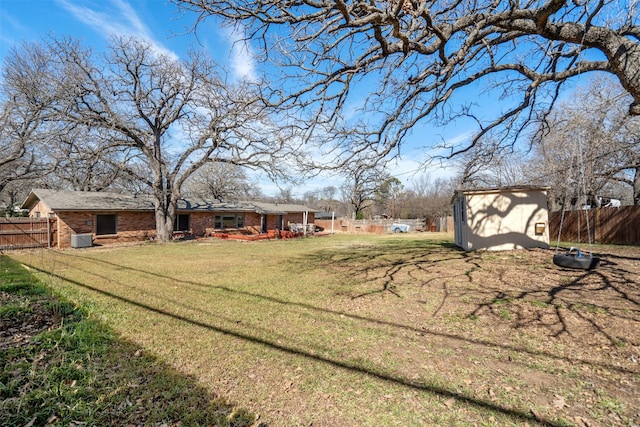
[22,189,156,211]
[21,189,317,215]
[176,199,258,213]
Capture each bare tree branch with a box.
[175,0,640,168]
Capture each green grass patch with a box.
[0,255,254,427]
[498,308,512,320]
[529,300,550,308]
[491,297,513,305]
[6,234,640,426]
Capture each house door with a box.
[261,215,267,233]
[276,215,284,230]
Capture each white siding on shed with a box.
[454,187,550,251]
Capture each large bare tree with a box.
[0,43,63,207]
[0,104,39,197]
[41,125,140,192]
[531,77,640,207]
[457,137,529,188]
[3,36,292,241]
[176,0,640,166]
[404,173,456,218]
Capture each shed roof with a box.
[455,185,550,196]
[21,189,317,214]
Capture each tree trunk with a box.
[151,179,177,242]
[633,166,640,206]
[547,189,560,212]
[154,202,176,242]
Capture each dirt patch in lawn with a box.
[318,240,640,426]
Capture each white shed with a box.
[453,186,550,251]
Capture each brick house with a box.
[21,189,317,248]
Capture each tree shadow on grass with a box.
[310,238,476,299]
[466,253,640,348]
[25,262,566,427]
[308,239,639,348]
[21,241,640,425]
[50,243,639,374]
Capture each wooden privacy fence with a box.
[549,206,640,245]
[0,218,56,250]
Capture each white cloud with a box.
[443,130,475,149]
[220,25,257,82]
[55,0,178,60]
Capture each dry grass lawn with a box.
[10,233,640,426]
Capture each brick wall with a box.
[244,212,262,233]
[104,211,157,244]
[190,212,213,236]
[56,210,156,248]
[56,212,94,248]
[51,210,316,248]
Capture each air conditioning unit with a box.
[71,233,93,248]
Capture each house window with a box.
[174,214,190,232]
[96,214,117,235]
[214,214,244,229]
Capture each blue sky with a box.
[0,0,461,197]
[0,0,256,81]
